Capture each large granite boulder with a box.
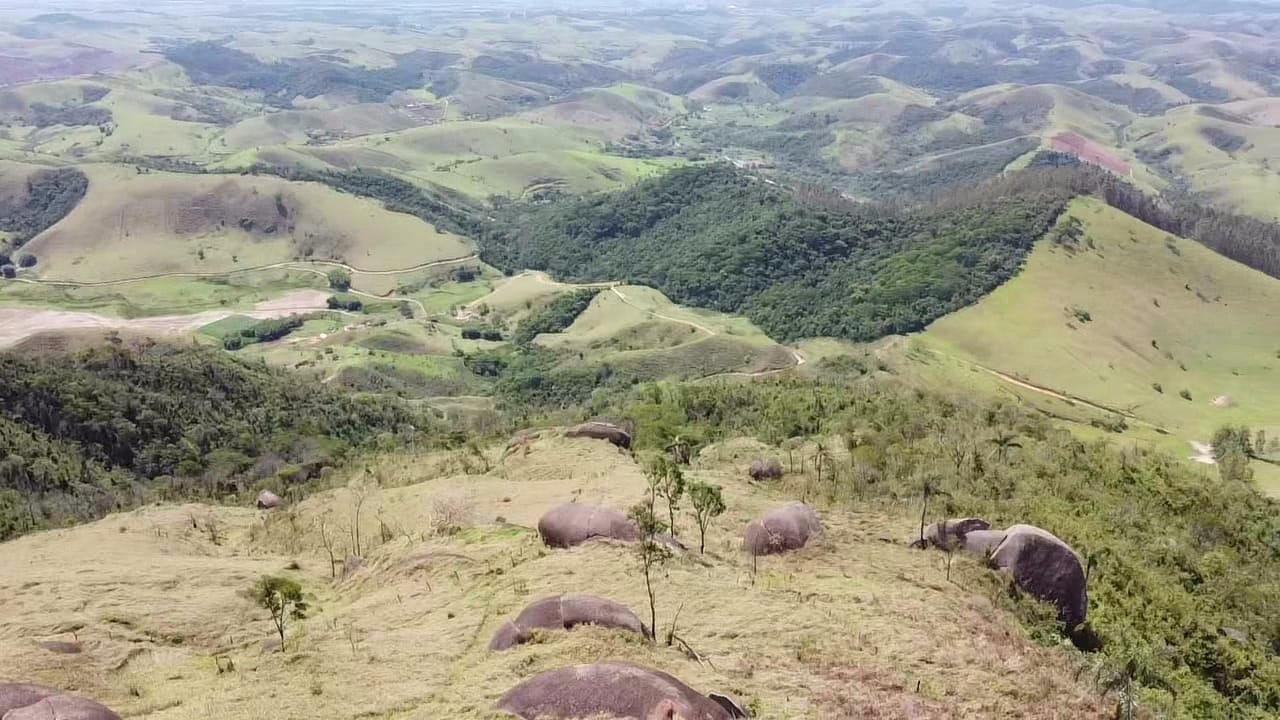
[489,594,647,650]
[989,524,1088,628]
[743,502,821,556]
[495,662,746,719]
[538,504,640,549]
[0,684,121,720]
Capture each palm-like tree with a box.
[989,431,1022,462]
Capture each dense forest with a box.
[0,343,428,540]
[163,41,450,106]
[595,377,1280,718]
[511,288,600,345]
[25,101,113,128]
[0,167,88,249]
[479,164,1069,341]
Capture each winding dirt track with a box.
[0,290,335,348]
[0,255,478,347]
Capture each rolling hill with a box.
[908,197,1280,492]
[21,165,474,282]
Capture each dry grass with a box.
[0,435,1106,719]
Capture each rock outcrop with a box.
[744,502,822,556]
[256,490,282,510]
[989,524,1088,628]
[748,458,784,481]
[538,503,640,548]
[489,594,647,650]
[564,421,632,450]
[495,662,746,719]
[0,683,121,720]
[920,517,990,549]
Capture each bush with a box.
[327,268,351,291]
[429,494,474,536]
[0,265,14,279]
[17,254,36,268]
[326,294,363,311]
[1180,389,1193,401]
[1151,382,1163,393]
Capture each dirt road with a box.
[0,289,332,348]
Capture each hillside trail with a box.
[524,272,806,376]
[0,255,480,343]
[0,289,335,348]
[916,345,1168,429]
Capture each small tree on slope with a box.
[253,575,308,649]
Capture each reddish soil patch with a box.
[1050,133,1130,176]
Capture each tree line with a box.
[0,343,430,540]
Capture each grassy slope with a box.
[23,164,473,282]
[0,437,1104,720]
[913,198,1280,493]
[536,286,794,379]
[1129,106,1280,221]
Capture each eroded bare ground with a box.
[0,436,1105,720]
[0,290,331,348]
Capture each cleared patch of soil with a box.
[0,289,330,348]
[1050,133,1131,175]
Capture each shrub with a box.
[326,294,363,311]
[1179,389,1193,401]
[17,254,36,268]
[429,494,474,536]
[1151,383,1163,394]
[327,268,351,291]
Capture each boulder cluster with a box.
[920,518,1088,629]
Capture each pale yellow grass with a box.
[0,436,1105,719]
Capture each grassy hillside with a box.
[3,373,1278,718]
[23,165,474,282]
[0,435,1108,720]
[914,197,1280,492]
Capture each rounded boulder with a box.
[538,503,640,549]
[989,524,1088,628]
[495,662,745,719]
[921,517,991,549]
[489,594,647,650]
[564,421,632,450]
[744,502,822,556]
[0,684,121,720]
[747,458,783,481]
[256,490,282,510]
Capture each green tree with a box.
[629,473,672,640]
[252,575,309,648]
[327,268,351,291]
[1212,425,1254,483]
[648,456,685,537]
[989,431,1022,462]
[687,480,726,554]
